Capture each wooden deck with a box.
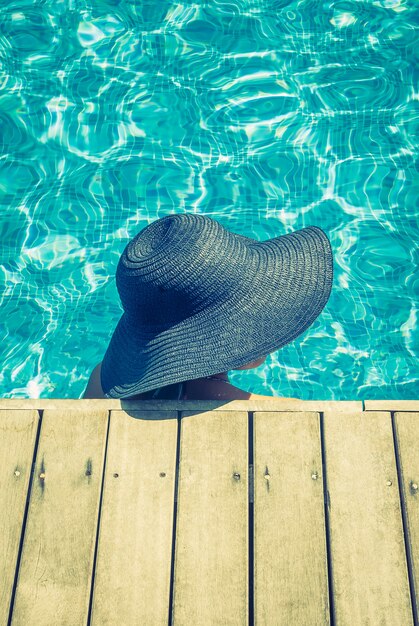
[1,398,418,625]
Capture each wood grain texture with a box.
[393,411,419,620]
[365,401,419,412]
[253,411,330,625]
[91,409,178,626]
[11,409,108,626]
[323,410,413,625]
[173,410,248,625]
[3,401,418,625]
[0,410,39,626]
[0,398,363,412]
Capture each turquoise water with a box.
[1,0,417,400]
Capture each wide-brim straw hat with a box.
[101,212,334,398]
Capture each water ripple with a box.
[1,0,417,399]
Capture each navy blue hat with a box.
[101,213,334,398]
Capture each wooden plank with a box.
[173,410,248,625]
[0,399,363,412]
[393,412,419,616]
[365,401,419,412]
[11,409,108,626]
[91,410,178,625]
[323,410,413,625]
[253,411,330,625]
[0,410,39,626]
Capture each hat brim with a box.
[101,225,333,398]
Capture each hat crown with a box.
[116,214,252,325]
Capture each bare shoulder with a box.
[82,361,106,399]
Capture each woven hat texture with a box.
[101,212,334,398]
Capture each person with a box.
[83,213,334,401]
[83,355,278,400]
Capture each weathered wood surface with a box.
[323,410,413,625]
[253,411,329,625]
[173,410,249,625]
[11,409,108,625]
[0,398,362,412]
[0,400,418,625]
[91,410,178,625]
[0,410,39,626]
[393,411,419,621]
[365,401,419,411]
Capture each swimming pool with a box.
[1,1,417,400]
